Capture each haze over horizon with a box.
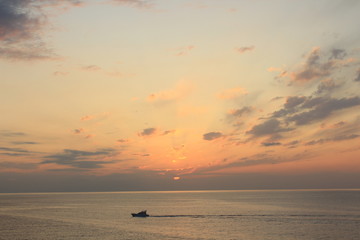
[1,0,360,193]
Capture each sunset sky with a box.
[1,0,360,192]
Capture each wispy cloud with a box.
[261,142,281,147]
[354,68,360,82]
[193,154,280,174]
[42,149,117,169]
[117,139,130,143]
[138,128,174,137]
[0,43,58,61]
[11,141,38,145]
[228,107,252,117]
[305,134,359,146]
[0,147,31,153]
[108,0,154,9]
[73,128,85,134]
[80,115,94,121]
[315,79,340,95]
[0,131,26,137]
[0,161,38,170]
[203,132,223,141]
[174,45,195,56]
[0,146,35,157]
[81,65,102,71]
[235,46,255,54]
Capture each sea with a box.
[0,190,359,240]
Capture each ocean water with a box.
[0,190,359,240]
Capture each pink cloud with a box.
[235,46,255,54]
[81,65,102,71]
[108,0,154,9]
[175,45,195,56]
[80,115,94,121]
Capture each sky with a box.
[1,0,360,192]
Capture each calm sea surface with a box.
[0,190,359,240]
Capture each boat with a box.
[131,210,149,217]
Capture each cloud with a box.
[137,128,175,137]
[174,45,195,56]
[0,0,43,43]
[80,115,94,121]
[109,0,153,9]
[0,147,30,153]
[246,119,292,137]
[203,132,223,141]
[192,151,318,177]
[41,148,116,169]
[329,48,347,60]
[284,96,307,109]
[270,96,284,102]
[0,145,35,157]
[0,131,26,137]
[0,161,38,170]
[0,0,82,61]
[194,154,281,174]
[11,141,38,145]
[217,87,247,100]
[117,139,129,143]
[285,140,300,148]
[287,96,360,125]
[288,47,351,83]
[0,0,157,61]
[270,93,360,126]
[354,68,360,82]
[139,127,157,136]
[235,46,255,54]
[272,96,306,118]
[261,142,281,147]
[228,106,252,118]
[267,67,288,79]
[305,134,359,146]
[73,128,85,134]
[81,65,102,71]
[332,134,359,141]
[332,121,346,128]
[162,130,175,135]
[0,42,58,61]
[292,47,331,82]
[315,79,339,95]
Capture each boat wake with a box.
[149,214,360,219]
[151,214,253,218]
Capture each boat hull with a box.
[131,213,149,217]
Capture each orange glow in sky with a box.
[1,0,360,192]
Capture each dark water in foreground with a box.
[0,190,359,240]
